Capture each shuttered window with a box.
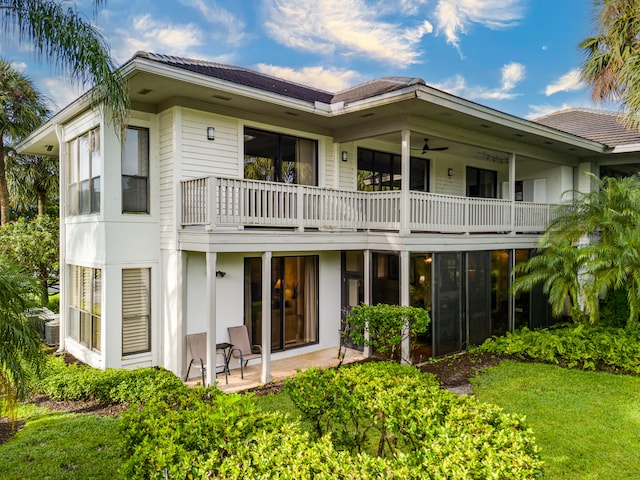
[122,268,151,355]
[68,265,101,351]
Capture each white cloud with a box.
[432,62,525,101]
[263,0,433,67]
[41,76,87,111]
[112,14,204,63]
[10,61,27,73]
[434,0,523,52]
[545,69,584,96]
[256,64,363,92]
[179,0,248,44]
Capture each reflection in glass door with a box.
[341,252,364,350]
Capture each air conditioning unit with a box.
[45,316,60,346]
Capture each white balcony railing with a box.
[181,176,553,234]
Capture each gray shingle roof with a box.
[534,108,640,147]
[135,52,425,105]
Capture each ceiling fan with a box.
[417,138,449,154]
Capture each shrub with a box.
[284,362,542,477]
[36,355,186,405]
[475,325,640,373]
[599,287,633,328]
[345,304,430,361]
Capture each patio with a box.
[186,347,366,393]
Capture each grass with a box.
[0,406,121,480]
[472,361,640,479]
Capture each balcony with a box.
[181,176,553,234]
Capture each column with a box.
[400,129,411,235]
[261,251,272,383]
[400,250,411,364]
[205,251,217,385]
[363,249,371,357]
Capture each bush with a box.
[120,362,542,479]
[599,287,633,328]
[284,362,542,478]
[475,325,640,373]
[47,292,59,313]
[345,304,430,361]
[37,355,186,405]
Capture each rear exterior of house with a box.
[19,52,640,384]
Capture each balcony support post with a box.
[509,153,516,234]
[261,251,273,383]
[400,129,411,235]
[363,249,371,358]
[205,251,217,386]
[400,250,411,364]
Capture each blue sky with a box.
[1,0,620,120]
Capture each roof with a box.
[534,108,640,147]
[135,52,424,105]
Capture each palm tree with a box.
[514,174,640,326]
[6,154,58,216]
[0,0,129,132]
[0,60,49,225]
[580,0,640,130]
[0,261,44,423]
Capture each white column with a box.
[363,249,371,357]
[400,129,411,234]
[261,252,272,383]
[400,250,411,364]
[205,252,217,386]
[509,152,516,233]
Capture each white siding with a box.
[181,109,239,178]
[159,109,177,250]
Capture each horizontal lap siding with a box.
[181,110,238,179]
[159,110,176,249]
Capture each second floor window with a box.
[122,127,150,213]
[68,127,100,215]
[466,166,497,198]
[243,127,317,185]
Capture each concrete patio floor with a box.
[186,347,366,394]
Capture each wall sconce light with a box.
[341,151,348,162]
[216,270,226,278]
[447,168,453,177]
[207,126,215,141]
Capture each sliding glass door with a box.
[244,256,318,352]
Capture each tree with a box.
[0,0,129,133]
[0,260,44,423]
[6,154,58,216]
[513,174,640,327]
[0,60,48,225]
[580,0,640,130]
[0,215,59,306]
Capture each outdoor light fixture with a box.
[341,151,348,162]
[207,126,215,141]
[447,168,453,177]
[216,270,226,278]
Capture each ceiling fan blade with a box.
[421,138,449,153]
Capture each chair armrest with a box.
[230,347,243,360]
[251,345,262,354]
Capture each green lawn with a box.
[0,406,121,480]
[472,361,640,480]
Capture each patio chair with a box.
[228,325,262,379]
[184,332,228,385]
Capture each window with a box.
[243,127,317,185]
[466,166,497,198]
[357,148,429,192]
[244,256,318,352]
[122,268,151,355]
[122,127,150,213]
[69,265,101,351]
[68,128,101,215]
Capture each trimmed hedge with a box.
[36,356,186,405]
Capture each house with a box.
[17,52,640,385]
